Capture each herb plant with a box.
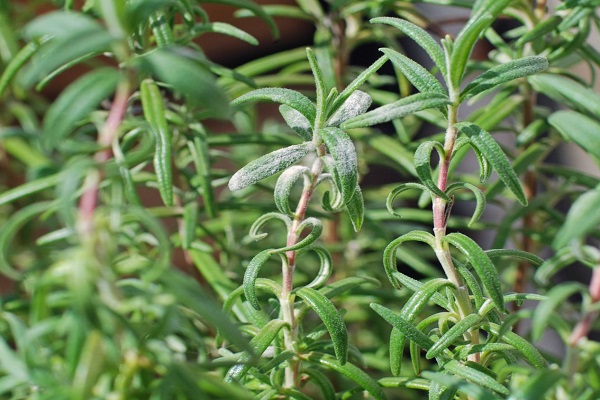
[2,0,600,399]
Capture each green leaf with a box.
[426,314,481,359]
[531,283,585,341]
[442,360,508,395]
[195,22,258,45]
[485,249,543,267]
[282,217,323,251]
[306,47,326,122]
[0,173,61,207]
[274,166,311,215]
[226,319,287,382]
[161,269,253,355]
[327,90,372,127]
[507,369,564,400]
[554,186,600,248]
[229,142,315,191]
[243,250,276,310]
[371,303,434,350]
[484,322,548,369]
[529,74,600,118]
[460,56,548,101]
[279,105,313,140]
[386,182,429,219]
[423,371,503,400]
[307,353,386,400]
[319,127,358,205]
[304,369,336,400]
[233,87,316,123]
[203,0,279,39]
[141,79,174,207]
[515,15,562,46]
[444,232,505,313]
[383,231,436,289]
[346,185,364,232]
[381,48,445,94]
[0,39,43,96]
[331,55,388,112]
[534,248,575,285]
[450,13,494,89]
[341,92,450,129]
[370,17,446,77]
[141,48,229,115]
[304,246,333,290]
[296,287,348,364]
[549,111,600,161]
[446,182,486,226]
[43,68,120,148]
[456,122,527,205]
[414,140,449,200]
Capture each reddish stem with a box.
[77,81,130,236]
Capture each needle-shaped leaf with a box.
[194,22,259,45]
[383,231,436,289]
[303,369,336,400]
[370,17,446,77]
[306,47,325,121]
[226,319,287,382]
[249,212,292,241]
[274,166,311,215]
[319,127,358,205]
[549,110,600,161]
[331,55,387,112]
[460,56,548,101]
[450,13,494,89]
[456,122,527,205]
[307,353,386,400]
[442,360,508,395]
[141,79,174,207]
[426,314,482,359]
[327,90,372,127]
[233,88,316,122]
[279,105,313,141]
[0,39,43,96]
[141,49,229,115]
[531,283,585,341]
[484,249,543,266]
[229,142,315,191]
[346,184,364,232]
[414,140,449,200]
[243,250,277,310]
[385,278,454,375]
[446,182,486,226]
[304,246,333,290]
[204,0,278,39]
[445,233,506,313]
[534,248,576,286]
[296,287,348,364]
[43,68,121,148]
[386,182,429,218]
[281,217,323,251]
[381,48,445,95]
[554,185,600,248]
[370,303,434,350]
[341,92,450,129]
[422,371,503,400]
[507,369,564,400]
[529,74,600,118]
[484,322,547,369]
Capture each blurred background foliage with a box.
[1,0,600,399]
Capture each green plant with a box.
[3,0,600,399]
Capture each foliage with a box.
[2,0,600,399]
